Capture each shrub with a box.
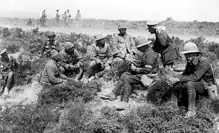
[0,105,57,133]
[87,106,125,133]
[124,99,215,133]
[38,80,101,106]
[189,36,206,49]
[59,101,94,133]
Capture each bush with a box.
[59,101,94,133]
[124,99,215,133]
[189,36,206,49]
[38,80,101,106]
[0,105,57,133]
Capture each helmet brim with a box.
[180,51,201,54]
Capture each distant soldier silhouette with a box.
[62,11,68,26]
[75,10,82,20]
[40,9,47,27]
[66,9,72,26]
[55,9,60,25]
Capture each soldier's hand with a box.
[76,62,83,67]
[166,76,179,85]
[69,64,78,70]
[130,64,137,71]
[62,79,68,84]
[100,62,105,69]
[96,59,101,64]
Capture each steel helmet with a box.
[118,24,127,30]
[147,20,160,28]
[181,42,201,54]
[0,49,7,55]
[95,34,106,41]
[64,42,75,51]
[46,31,56,37]
[136,37,152,52]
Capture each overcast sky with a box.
[0,0,218,22]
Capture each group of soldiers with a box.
[1,21,218,118]
[40,9,82,27]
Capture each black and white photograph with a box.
[0,0,219,132]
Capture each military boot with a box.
[3,87,9,96]
[185,86,196,118]
[171,93,178,107]
[121,84,132,102]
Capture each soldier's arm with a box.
[47,66,63,84]
[179,60,210,82]
[105,44,113,65]
[89,45,101,62]
[74,49,82,60]
[131,63,152,74]
[157,32,168,47]
[129,36,138,53]
[41,43,46,56]
[59,73,68,80]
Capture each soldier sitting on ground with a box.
[81,34,113,83]
[101,38,159,107]
[113,24,138,62]
[41,31,60,57]
[40,50,68,89]
[59,42,83,81]
[0,49,17,97]
[167,42,218,118]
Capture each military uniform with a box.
[172,56,215,108]
[59,48,82,70]
[113,33,137,60]
[41,32,60,57]
[168,42,218,118]
[0,49,17,96]
[147,21,180,67]
[56,10,60,25]
[86,42,113,78]
[153,30,180,66]
[58,42,83,80]
[103,40,159,102]
[40,50,67,89]
[41,10,47,26]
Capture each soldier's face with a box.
[185,53,196,63]
[97,39,105,45]
[66,47,74,54]
[148,27,156,34]
[118,28,126,35]
[48,37,55,41]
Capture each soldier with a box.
[40,50,68,89]
[55,9,60,25]
[101,38,159,104]
[40,9,47,27]
[75,10,82,20]
[167,42,218,118]
[0,49,17,97]
[59,42,83,81]
[113,24,138,61]
[147,21,180,68]
[63,11,68,26]
[66,9,71,19]
[41,31,60,57]
[81,34,113,83]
